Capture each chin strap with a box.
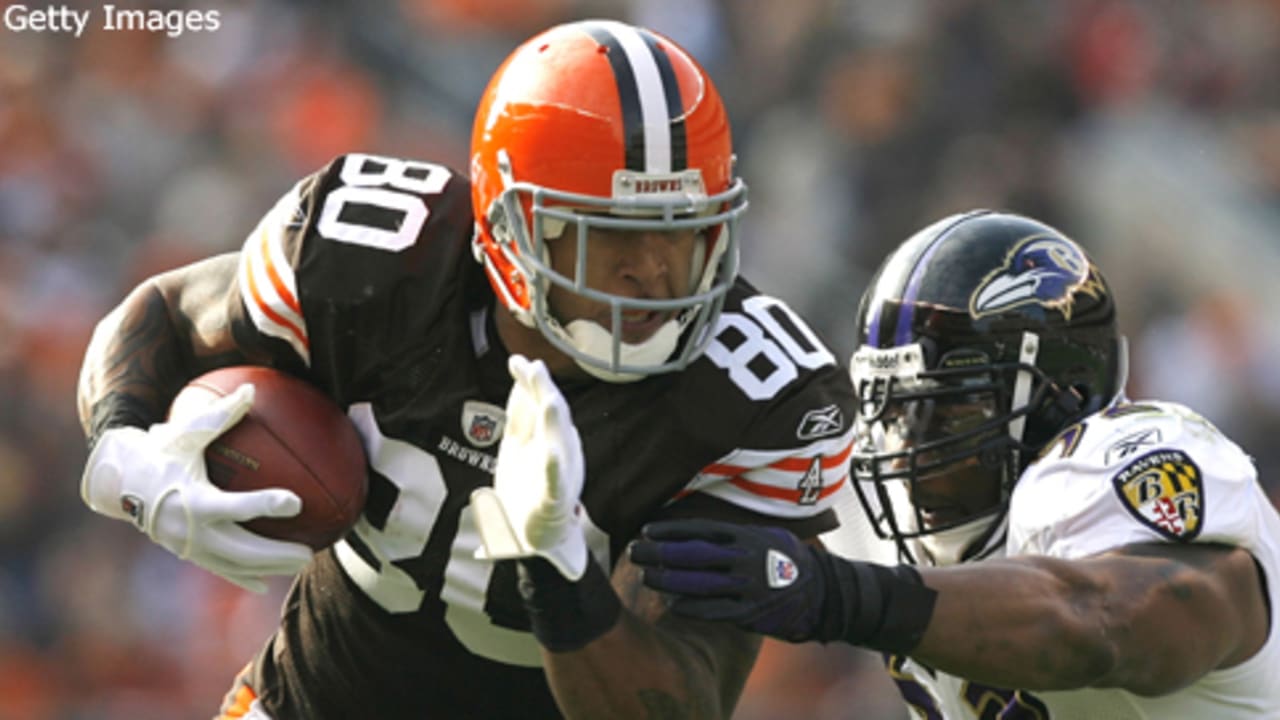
[561,317,681,383]
[913,512,1000,566]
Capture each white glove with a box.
[81,383,314,593]
[472,355,588,580]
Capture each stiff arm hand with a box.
[472,355,589,580]
[631,519,937,651]
[630,519,831,642]
[81,383,313,592]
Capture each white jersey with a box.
[825,400,1280,719]
[822,483,1033,720]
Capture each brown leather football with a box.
[170,365,368,550]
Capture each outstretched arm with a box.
[912,541,1268,694]
[633,520,1270,697]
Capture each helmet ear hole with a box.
[1058,384,1085,416]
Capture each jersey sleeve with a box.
[678,422,855,532]
[1008,401,1265,560]
[664,288,858,538]
[229,153,473,397]
[236,173,316,364]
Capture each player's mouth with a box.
[618,309,669,344]
[918,504,969,529]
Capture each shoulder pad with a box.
[1014,400,1257,553]
[1036,400,1250,476]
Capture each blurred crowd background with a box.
[3,0,1280,717]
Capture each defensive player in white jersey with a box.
[633,210,1280,719]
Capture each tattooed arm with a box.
[76,252,312,592]
[540,552,761,719]
[77,253,252,448]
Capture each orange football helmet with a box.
[470,19,748,382]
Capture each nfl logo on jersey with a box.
[462,401,506,448]
[470,416,496,443]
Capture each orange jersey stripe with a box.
[259,230,302,315]
[766,438,854,472]
[246,258,310,352]
[704,436,855,477]
[670,474,848,505]
[216,666,258,719]
[728,473,847,503]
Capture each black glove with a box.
[630,518,937,652]
[630,519,834,642]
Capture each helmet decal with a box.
[582,20,687,173]
[970,234,1104,320]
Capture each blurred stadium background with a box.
[3,0,1280,717]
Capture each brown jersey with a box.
[226,153,855,718]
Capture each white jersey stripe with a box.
[675,428,856,516]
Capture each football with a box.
[170,365,368,550]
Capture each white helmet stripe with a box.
[583,20,673,174]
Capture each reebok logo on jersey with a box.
[1105,428,1162,465]
[797,404,843,440]
[1112,449,1203,541]
[462,401,506,448]
[766,549,799,588]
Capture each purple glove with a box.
[629,519,829,642]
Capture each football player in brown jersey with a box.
[77,19,856,719]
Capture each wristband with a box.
[820,555,937,653]
[517,557,622,653]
